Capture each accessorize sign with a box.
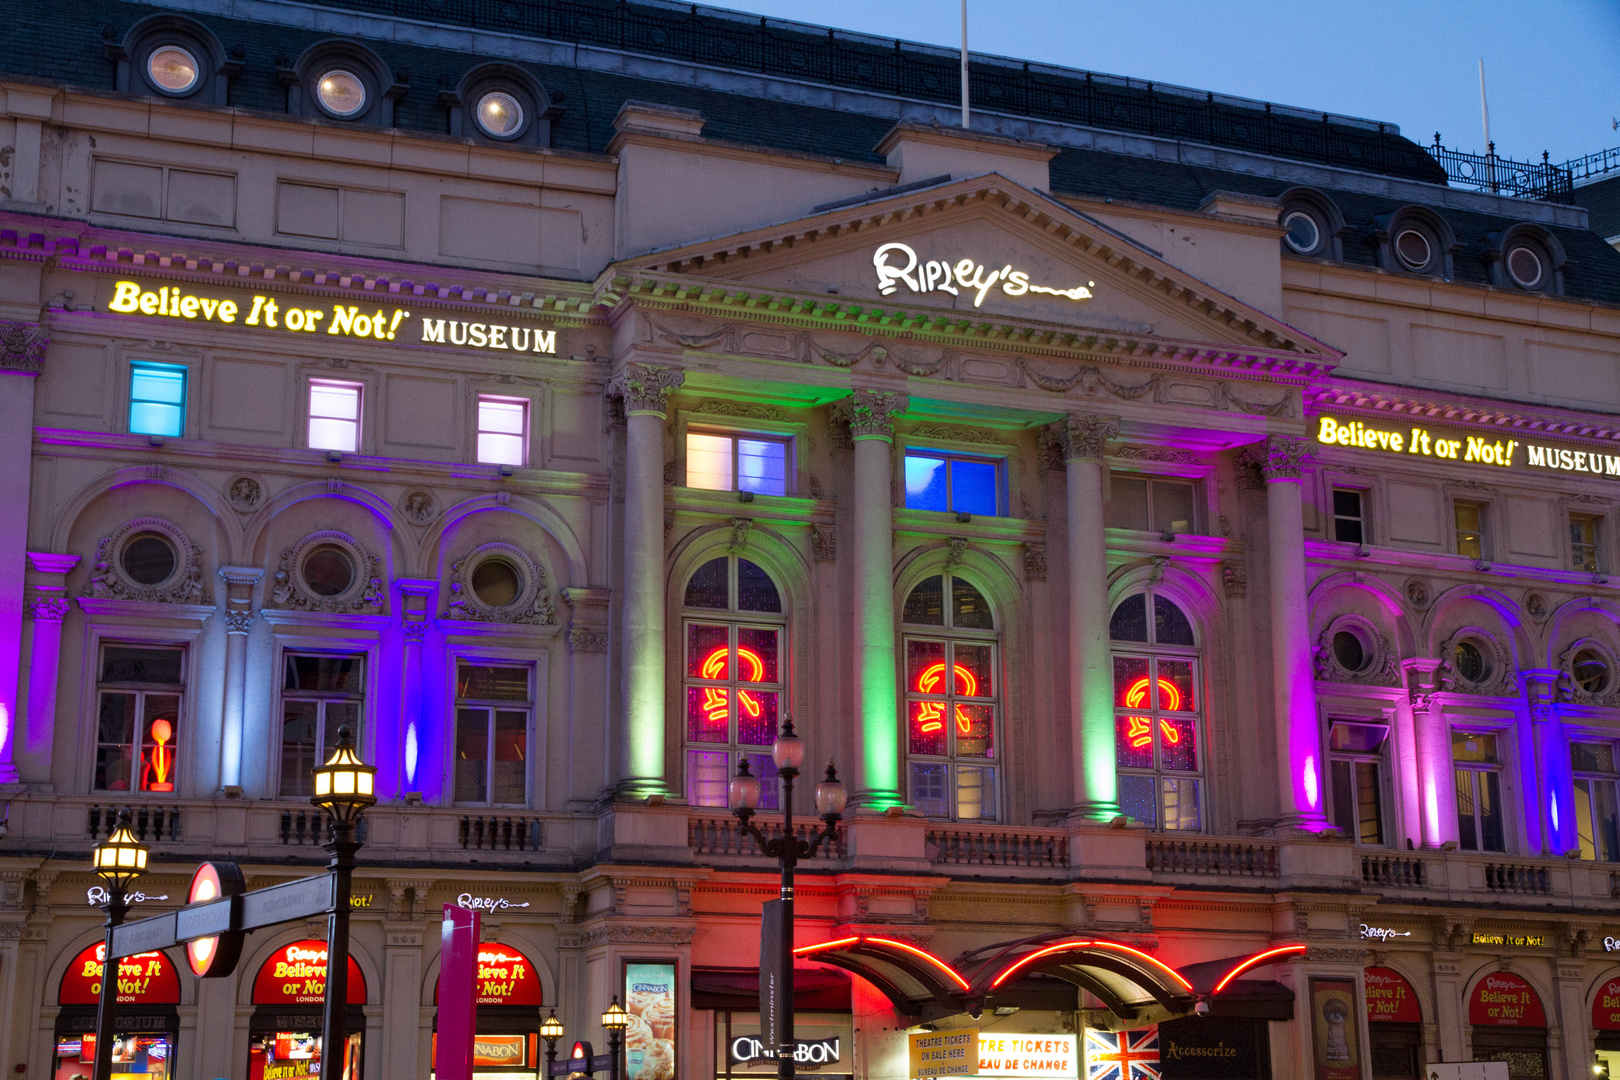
[1317,414,1620,481]
[873,244,1094,308]
[910,1029,980,1078]
[624,962,677,1080]
[59,944,181,1005]
[1156,1018,1268,1080]
[1467,972,1545,1027]
[977,1033,1076,1078]
[251,940,367,1005]
[103,279,558,355]
[1364,967,1421,1023]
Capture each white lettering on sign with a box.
[420,319,556,355]
[730,1037,841,1065]
[872,244,1093,308]
[456,893,531,911]
[87,887,168,906]
[1605,936,1620,952]
[1361,925,1412,941]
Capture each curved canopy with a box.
[794,937,970,1019]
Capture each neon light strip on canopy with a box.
[989,939,1192,991]
[1213,944,1307,994]
[789,936,970,990]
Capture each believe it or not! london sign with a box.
[99,279,558,356]
[1316,414,1620,480]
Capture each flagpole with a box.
[960,0,969,129]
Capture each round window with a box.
[471,558,522,608]
[1506,245,1544,289]
[1332,629,1367,673]
[314,69,367,117]
[302,545,356,596]
[1573,648,1610,694]
[1453,639,1488,683]
[146,46,200,94]
[1394,228,1433,271]
[121,533,177,585]
[1282,210,1321,254]
[475,91,525,138]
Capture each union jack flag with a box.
[1085,1029,1160,1080]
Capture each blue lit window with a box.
[129,362,187,437]
[686,432,790,497]
[904,453,1000,516]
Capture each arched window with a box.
[902,574,998,821]
[1110,590,1203,831]
[683,555,784,807]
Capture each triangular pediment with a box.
[607,174,1339,366]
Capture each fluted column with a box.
[609,362,684,799]
[217,566,263,793]
[1251,436,1326,829]
[850,389,907,808]
[1402,659,1450,847]
[1054,415,1120,820]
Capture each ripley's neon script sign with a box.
[105,280,557,355]
[872,243,1094,307]
[1317,415,1620,480]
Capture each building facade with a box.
[3,4,1620,1080]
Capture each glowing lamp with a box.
[729,757,762,810]
[310,725,377,826]
[815,761,848,820]
[540,1009,565,1043]
[601,998,630,1031]
[92,810,150,890]
[772,716,805,772]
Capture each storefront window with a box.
[249,941,366,1080]
[56,945,181,1080]
[1453,731,1507,852]
[1468,973,1547,1080]
[902,574,999,821]
[432,943,545,1080]
[1111,591,1203,831]
[95,645,184,793]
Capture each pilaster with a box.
[395,577,438,798]
[0,322,46,786]
[217,565,264,793]
[20,552,77,786]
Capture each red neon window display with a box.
[903,574,1000,822]
[1111,591,1203,832]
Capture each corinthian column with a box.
[1249,436,1326,829]
[849,389,908,808]
[1054,415,1120,820]
[609,362,684,799]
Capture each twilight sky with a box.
[716,0,1619,167]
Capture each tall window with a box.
[1107,474,1196,535]
[455,663,531,805]
[1571,514,1602,573]
[686,432,790,497]
[1453,730,1506,852]
[280,653,363,798]
[904,453,1000,516]
[902,574,999,820]
[308,379,362,452]
[129,361,187,437]
[95,645,184,793]
[1332,489,1366,545]
[1454,502,1487,560]
[1573,741,1620,861]
[683,556,785,807]
[1111,591,1202,831]
[1328,721,1387,844]
[477,395,528,466]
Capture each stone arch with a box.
[1307,570,1420,657]
[418,930,558,1008]
[1424,583,1536,665]
[1461,962,1554,1029]
[420,494,588,587]
[1106,561,1221,646]
[50,465,243,559]
[43,928,196,1007]
[233,926,382,1009]
[242,479,408,569]
[894,541,1022,629]
[1544,595,1620,668]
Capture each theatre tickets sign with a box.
[102,279,558,356]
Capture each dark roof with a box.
[1576,175,1620,241]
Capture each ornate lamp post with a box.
[310,725,376,1080]
[730,717,847,1080]
[90,810,149,1080]
[601,997,629,1080]
[540,1008,565,1078]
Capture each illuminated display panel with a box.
[903,574,998,820]
[1110,591,1203,832]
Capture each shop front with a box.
[247,940,366,1080]
[54,944,181,1080]
[698,966,853,1080]
[1365,967,1423,1080]
[1592,974,1620,1078]
[1468,973,1548,1080]
[431,942,545,1080]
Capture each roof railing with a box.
[1566,144,1620,184]
[1428,135,1575,204]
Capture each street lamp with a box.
[310,725,376,1080]
[540,1008,565,1079]
[91,810,149,1080]
[731,717,846,1080]
[601,997,629,1080]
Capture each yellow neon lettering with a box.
[285,308,304,331]
[387,309,407,339]
[372,309,387,340]
[352,313,372,337]
[180,295,198,318]
[262,298,279,328]
[329,306,356,335]
[219,300,236,323]
[199,298,219,320]
[139,291,159,315]
[245,295,266,325]
[305,310,323,330]
[110,281,141,312]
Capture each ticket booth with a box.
[1468,973,1548,1080]
[1365,967,1423,1079]
[247,939,366,1080]
[54,944,181,1080]
[432,942,545,1080]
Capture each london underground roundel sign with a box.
[185,861,246,977]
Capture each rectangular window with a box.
[95,645,184,793]
[686,432,790,497]
[279,653,363,798]
[1572,514,1602,573]
[1113,653,1203,832]
[1328,721,1387,845]
[905,633,999,822]
[1107,474,1196,534]
[1573,741,1620,861]
[307,379,362,452]
[476,395,528,467]
[1452,730,1506,852]
[454,662,531,805]
[904,453,1000,516]
[128,361,187,437]
[1333,489,1366,545]
[1455,502,1486,560]
[683,620,784,809]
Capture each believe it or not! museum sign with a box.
[1316,415,1620,481]
[98,279,558,356]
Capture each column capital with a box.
[26,597,69,622]
[1242,434,1314,481]
[0,321,47,376]
[26,552,79,575]
[1052,414,1119,462]
[608,362,685,417]
[848,388,908,441]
